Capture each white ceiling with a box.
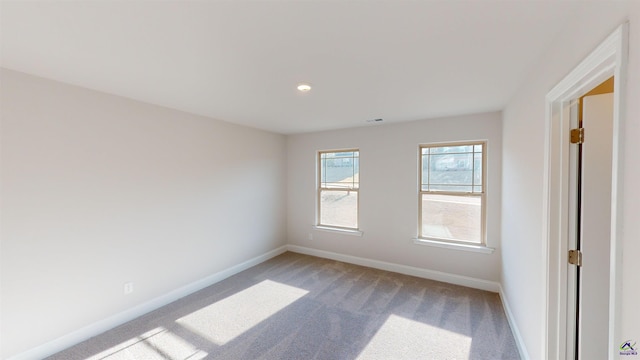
[1,1,580,134]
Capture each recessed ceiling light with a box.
[297,83,312,92]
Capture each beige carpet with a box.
[47,252,520,359]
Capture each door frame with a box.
[543,23,628,359]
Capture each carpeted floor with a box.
[47,252,521,359]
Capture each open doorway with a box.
[543,25,628,359]
[568,78,614,359]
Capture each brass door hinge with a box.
[570,128,585,144]
[569,249,582,266]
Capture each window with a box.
[419,142,485,244]
[318,150,359,230]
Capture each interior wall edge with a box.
[498,284,530,360]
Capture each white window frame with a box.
[316,149,360,232]
[418,141,487,246]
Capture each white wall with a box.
[501,2,640,359]
[287,112,502,282]
[0,69,287,358]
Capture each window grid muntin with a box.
[419,141,486,244]
[421,143,484,194]
[319,150,359,190]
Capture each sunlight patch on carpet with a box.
[356,314,471,359]
[87,327,208,360]
[177,280,308,345]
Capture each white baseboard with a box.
[498,284,530,360]
[8,246,288,360]
[286,245,500,292]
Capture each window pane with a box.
[421,144,483,194]
[429,185,473,192]
[421,193,481,243]
[429,145,473,154]
[320,190,358,228]
[430,153,473,186]
[474,152,482,187]
[421,154,429,187]
[320,151,359,189]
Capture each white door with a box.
[574,93,614,359]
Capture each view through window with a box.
[318,150,359,230]
[419,142,485,244]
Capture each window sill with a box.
[412,238,495,254]
[313,226,363,237]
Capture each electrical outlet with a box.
[123,282,134,295]
[308,233,313,240]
